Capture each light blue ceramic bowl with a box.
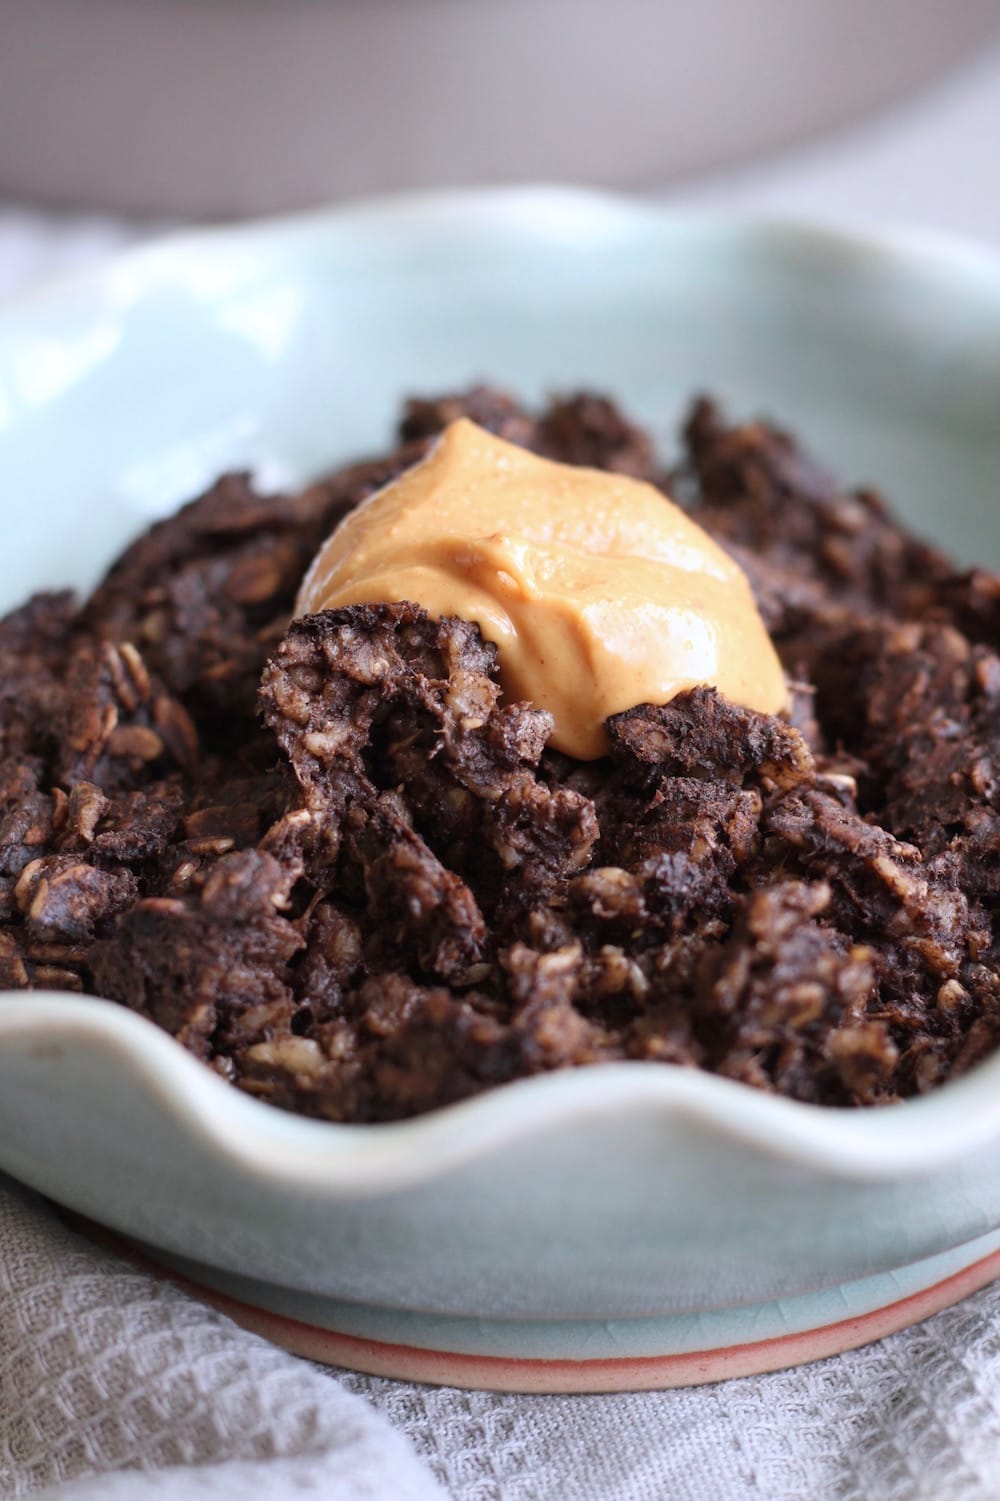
[3,189,1000,1389]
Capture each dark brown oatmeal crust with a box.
[4,385,1000,1119]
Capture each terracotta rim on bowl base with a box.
[66,1212,1000,1393]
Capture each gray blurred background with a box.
[1,0,999,290]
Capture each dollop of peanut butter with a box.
[296,418,787,758]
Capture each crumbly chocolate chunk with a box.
[398,385,536,447]
[259,603,598,910]
[4,386,1000,1120]
[90,850,303,1057]
[535,393,657,479]
[681,396,955,616]
[607,688,814,793]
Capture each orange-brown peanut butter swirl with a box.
[297,419,787,758]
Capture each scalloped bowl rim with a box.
[3,185,1000,1192]
[5,992,1000,1190]
[9,183,1000,317]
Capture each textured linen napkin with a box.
[5,1170,1000,1501]
[0,1175,445,1501]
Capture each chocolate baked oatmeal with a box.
[3,387,999,1121]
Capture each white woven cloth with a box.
[0,1176,444,1501]
[5,1169,1000,1501]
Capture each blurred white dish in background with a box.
[0,0,998,216]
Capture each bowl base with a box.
[66,1216,1000,1392]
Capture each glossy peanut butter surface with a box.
[297,419,786,757]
